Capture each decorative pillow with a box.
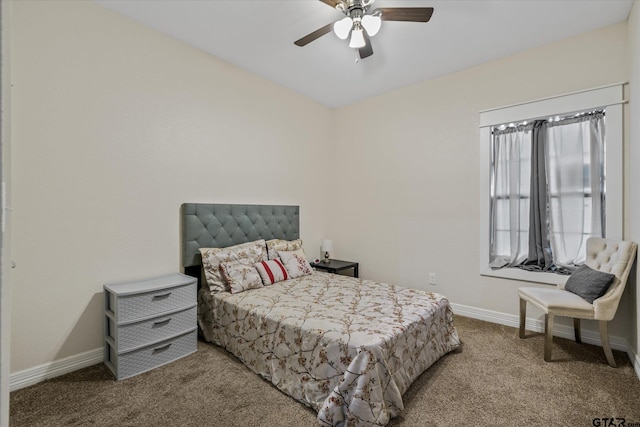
[278,249,314,279]
[199,240,267,292]
[565,264,615,303]
[219,259,263,294]
[255,259,289,285]
[266,239,303,260]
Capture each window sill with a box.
[481,267,569,286]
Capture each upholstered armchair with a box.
[518,237,637,367]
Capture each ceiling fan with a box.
[294,0,434,60]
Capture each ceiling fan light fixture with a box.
[349,27,366,48]
[361,14,381,37]
[295,2,435,60]
[334,16,353,40]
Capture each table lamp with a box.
[321,239,333,264]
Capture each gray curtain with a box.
[523,121,554,271]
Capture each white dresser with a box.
[103,273,197,380]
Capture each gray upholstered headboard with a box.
[181,203,299,282]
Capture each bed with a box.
[181,203,460,426]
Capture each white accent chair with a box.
[518,237,637,367]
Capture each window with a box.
[489,111,605,273]
[479,84,624,285]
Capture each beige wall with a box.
[628,0,640,366]
[1,0,13,422]
[8,0,636,376]
[331,23,630,334]
[9,1,333,372]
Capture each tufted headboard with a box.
[180,203,299,284]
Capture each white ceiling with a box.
[94,0,633,108]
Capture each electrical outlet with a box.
[428,273,437,285]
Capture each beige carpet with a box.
[10,316,640,427]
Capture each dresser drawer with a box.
[105,329,197,380]
[107,305,196,353]
[110,282,196,323]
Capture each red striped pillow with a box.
[255,259,289,285]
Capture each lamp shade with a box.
[321,239,333,252]
[333,17,353,40]
[349,28,366,48]
[361,14,381,37]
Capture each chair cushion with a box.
[518,287,594,318]
[564,264,615,304]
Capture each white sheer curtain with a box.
[489,125,532,268]
[545,113,605,267]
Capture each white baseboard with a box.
[633,351,640,380]
[10,347,103,392]
[450,302,639,380]
[9,303,640,390]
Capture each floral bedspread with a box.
[198,271,460,426]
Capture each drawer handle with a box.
[153,343,172,352]
[152,318,172,327]
[152,292,172,300]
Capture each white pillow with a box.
[265,239,303,260]
[219,258,263,294]
[278,249,314,279]
[255,259,289,285]
[199,240,267,292]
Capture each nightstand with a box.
[310,259,359,278]
[103,273,197,380]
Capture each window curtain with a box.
[523,121,554,271]
[489,125,532,268]
[545,112,606,267]
[489,111,605,271]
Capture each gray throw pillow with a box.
[565,264,615,303]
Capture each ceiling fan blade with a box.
[294,23,334,47]
[372,7,434,23]
[319,0,342,8]
[359,31,373,59]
